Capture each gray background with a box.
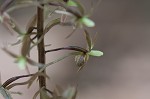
[1,0,150,99]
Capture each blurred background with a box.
[1,0,150,99]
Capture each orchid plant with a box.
[0,0,103,99]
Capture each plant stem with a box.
[2,74,34,88]
[45,46,88,54]
[37,4,46,99]
[48,2,81,18]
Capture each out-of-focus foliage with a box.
[0,0,103,99]
[0,86,12,99]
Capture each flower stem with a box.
[37,4,46,99]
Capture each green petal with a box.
[80,16,95,27]
[16,56,26,70]
[88,50,103,57]
[67,0,78,7]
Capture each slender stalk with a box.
[45,46,88,54]
[37,4,46,99]
[48,2,81,18]
[2,74,34,88]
